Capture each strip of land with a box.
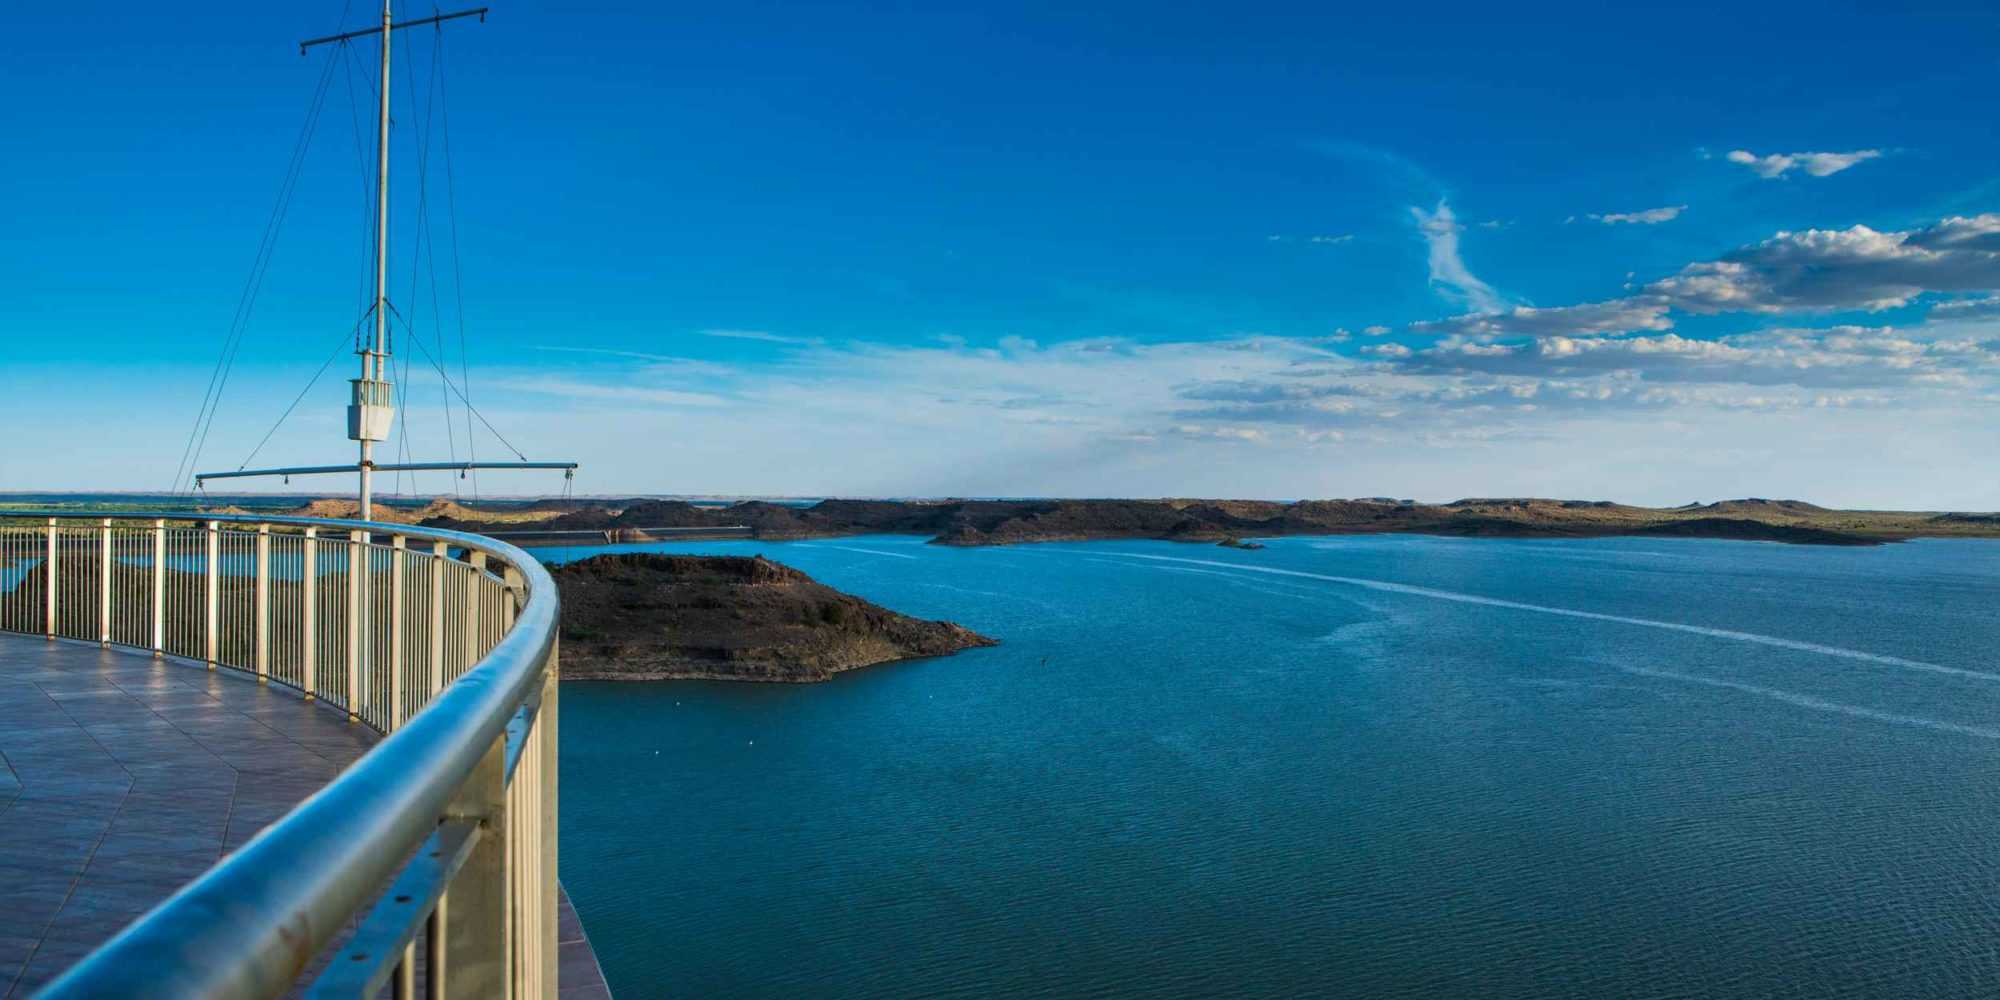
[200,495,2000,548]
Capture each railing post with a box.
[302,527,318,698]
[395,943,415,999]
[151,519,166,655]
[205,520,220,668]
[502,566,523,634]
[390,534,407,729]
[465,552,487,667]
[430,540,446,696]
[440,733,510,999]
[348,528,365,721]
[98,518,112,646]
[254,523,271,682]
[426,899,449,1000]
[539,651,561,998]
[44,517,56,639]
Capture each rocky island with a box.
[552,553,995,682]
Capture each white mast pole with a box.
[360,0,394,520]
[360,0,392,521]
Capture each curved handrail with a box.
[9,511,562,998]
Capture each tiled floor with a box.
[0,635,612,998]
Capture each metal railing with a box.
[0,512,560,999]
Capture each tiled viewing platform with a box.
[0,635,610,998]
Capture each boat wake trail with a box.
[1617,665,2000,739]
[1105,552,1998,684]
[803,545,920,560]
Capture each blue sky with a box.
[5,1,2000,505]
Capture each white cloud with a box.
[1361,343,1412,358]
[1644,216,2000,314]
[1590,205,1686,225]
[1419,213,2000,342]
[1725,148,1883,180]
[1410,199,1507,314]
[1907,214,2000,252]
[1361,325,1391,336]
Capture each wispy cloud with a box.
[534,346,685,363]
[489,376,732,408]
[1930,295,2000,321]
[1267,234,1354,245]
[1415,300,1674,339]
[1392,325,1994,391]
[1725,148,1883,180]
[1590,205,1687,225]
[698,328,823,346]
[1410,199,1507,314]
[307,304,2000,503]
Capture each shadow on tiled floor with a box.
[0,635,614,998]
[0,636,371,996]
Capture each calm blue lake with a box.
[550,534,2000,998]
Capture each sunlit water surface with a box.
[550,535,2000,998]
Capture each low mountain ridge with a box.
[232,495,2000,548]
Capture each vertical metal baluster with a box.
[151,519,165,655]
[98,519,111,645]
[254,524,271,682]
[347,528,364,721]
[393,942,415,1000]
[502,565,522,635]
[465,552,486,674]
[430,541,446,699]
[390,534,406,729]
[205,521,220,668]
[426,898,448,999]
[538,662,560,997]
[44,518,56,639]
[302,528,318,698]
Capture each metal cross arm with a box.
[299,7,490,54]
[196,461,578,484]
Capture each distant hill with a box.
[213,495,2000,548]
